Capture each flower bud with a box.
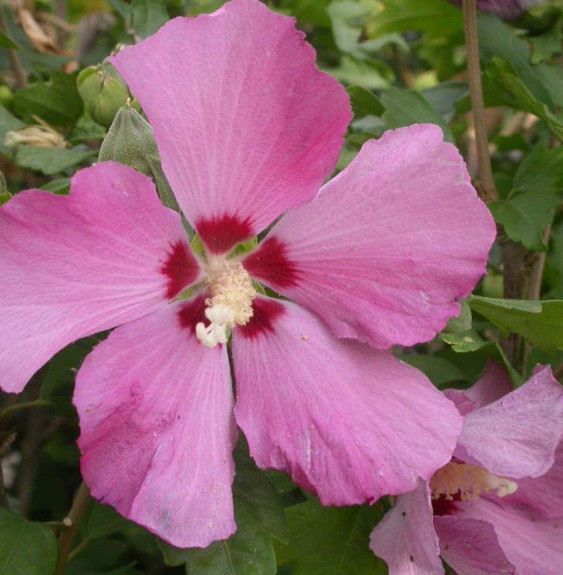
[98,105,180,212]
[77,61,139,127]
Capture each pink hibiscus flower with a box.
[370,362,563,575]
[0,0,495,547]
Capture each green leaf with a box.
[0,28,19,50]
[530,26,562,64]
[0,104,24,157]
[444,299,472,333]
[327,56,390,90]
[396,354,466,387]
[14,145,95,176]
[439,329,523,386]
[346,86,384,118]
[380,87,454,142]
[14,72,83,127]
[41,178,71,195]
[422,81,468,121]
[469,295,563,352]
[483,58,563,141]
[0,172,10,206]
[327,1,368,55]
[513,144,563,195]
[276,497,387,574]
[82,502,135,541]
[489,190,560,251]
[69,113,107,144]
[159,442,287,574]
[368,0,463,38]
[130,0,169,38]
[0,508,58,575]
[478,13,563,109]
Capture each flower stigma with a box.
[430,461,517,502]
[196,260,256,348]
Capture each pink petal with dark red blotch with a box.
[244,125,495,349]
[503,440,563,520]
[75,298,236,548]
[0,162,199,394]
[456,366,563,478]
[456,497,563,575]
[232,297,462,505]
[112,0,350,255]
[434,516,514,575]
[369,482,444,575]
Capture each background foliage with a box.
[1,0,563,573]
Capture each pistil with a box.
[196,260,256,347]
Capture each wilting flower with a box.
[370,362,563,574]
[0,0,495,547]
[449,0,547,20]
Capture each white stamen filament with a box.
[196,260,256,348]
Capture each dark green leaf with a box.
[159,442,287,574]
[380,87,454,142]
[397,354,466,387]
[347,86,384,117]
[513,144,563,195]
[82,502,135,541]
[0,508,57,575]
[14,72,83,127]
[0,28,19,50]
[368,0,463,38]
[0,104,25,157]
[276,497,386,574]
[483,58,563,141]
[444,299,472,333]
[14,145,95,176]
[478,13,563,108]
[439,329,523,386]
[530,26,562,64]
[422,81,468,121]
[70,113,107,144]
[0,172,10,206]
[489,190,560,251]
[469,296,563,352]
[41,178,71,195]
[130,0,169,38]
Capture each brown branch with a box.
[462,0,497,202]
[56,483,92,575]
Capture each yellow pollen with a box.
[430,462,517,502]
[196,260,256,348]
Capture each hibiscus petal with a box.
[457,366,563,478]
[505,440,563,519]
[466,361,513,408]
[0,162,199,394]
[112,0,350,255]
[244,124,495,349]
[457,498,563,575]
[232,297,462,504]
[369,482,444,575]
[434,516,514,575]
[75,298,236,548]
[444,362,513,416]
